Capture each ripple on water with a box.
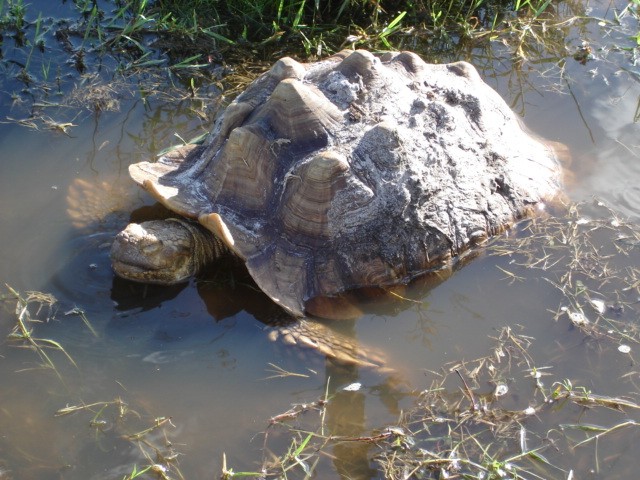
[49,230,117,310]
[616,185,640,220]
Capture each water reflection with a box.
[2,1,640,478]
[326,364,378,480]
[582,73,640,219]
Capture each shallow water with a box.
[1,0,640,478]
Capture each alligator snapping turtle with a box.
[111,49,562,320]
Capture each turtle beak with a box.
[111,221,195,284]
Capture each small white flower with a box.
[568,311,589,326]
[494,384,509,397]
[589,298,606,314]
[618,345,631,354]
[343,382,362,392]
[524,406,536,416]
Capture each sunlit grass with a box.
[3,285,76,381]
[0,0,579,73]
[0,0,636,137]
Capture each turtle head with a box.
[111,219,219,284]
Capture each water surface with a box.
[1,0,639,478]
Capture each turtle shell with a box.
[129,50,562,318]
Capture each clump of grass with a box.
[0,0,28,33]
[149,0,558,57]
[1,285,98,382]
[55,397,184,480]
[222,321,640,479]
[2,285,75,381]
[374,326,640,479]
[48,0,568,73]
[1,0,630,138]
[490,200,640,347]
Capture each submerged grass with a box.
[373,326,639,479]
[0,285,182,478]
[55,397,185,480]
[219,324,640,479]
[1,284,98,384]
[490,201,640,348]
[4,268,637,478]
[2,203,640,479]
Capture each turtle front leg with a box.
[267,318,390,371]
[111,218,228,284]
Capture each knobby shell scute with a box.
[128,49,562,317]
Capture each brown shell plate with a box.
[129,50,562,318]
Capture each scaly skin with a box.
[267,318,388,370]
[111,218,228,284]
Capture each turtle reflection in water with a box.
[101,50,563,367]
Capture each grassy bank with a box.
[1,0,637,105]
[0,0,558,69]
[0,0,589,134]
[148,0,556,55]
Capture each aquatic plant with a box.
[0,0,27,31]
[56,398,184,480]
[491,201,640,347]
[2,285,77,381]
[216,322,640,479]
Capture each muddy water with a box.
[1,1,640,479]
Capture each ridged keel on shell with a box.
[126,50,563,318]
[247,151,355,316]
